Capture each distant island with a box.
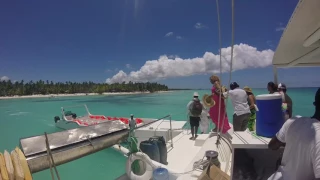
[0,80,168,97]
[169,88,210,90]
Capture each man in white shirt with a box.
[268,88,320,180]
[129,114,137,136]
[224,82,251,131]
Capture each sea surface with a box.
[0,88,318,179]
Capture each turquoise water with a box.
[0,88,317,179]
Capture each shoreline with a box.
[0,91,173,100]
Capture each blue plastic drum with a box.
[256,94,284,137]
[153,167,169,180]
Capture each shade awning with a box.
[272,0,320,68]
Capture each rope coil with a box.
[0,148,33,180]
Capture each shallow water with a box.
[0,88,317,179]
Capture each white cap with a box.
[193,92,199,97]
[130,114,133,116]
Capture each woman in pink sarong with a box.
[209,75,231,134]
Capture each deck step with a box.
[194,134,209,146]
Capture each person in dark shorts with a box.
[187,92,203,140]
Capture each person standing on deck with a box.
[268,88,320,180]
[278,83,293,120]
[243,86,257,131]
[223,82,251,131]
[199,104,210,134]
[267,81,279,94]
[187,92,203,140]
[129,114,137,136]
[208,75,231,133]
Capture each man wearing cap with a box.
[129,114,137,136]
[187,92,203,140]
[223,82,251,131]
[268,88,320,180]
[278,83,293,120]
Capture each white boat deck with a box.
[232,130,271,149]
[166,131,204,172]
[231,130,284,180]
[134,120,186,145]
[116,122,234,180]
[116,129,232,180]
[138,120,186,130]
[172,132,232,179]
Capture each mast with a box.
[273,66,278,84]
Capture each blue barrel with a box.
[149,136,168,165]
[139,140,160,163]
[153,167,169,180]
[256,94,284,137]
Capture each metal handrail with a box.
[61,104,91,118]
[135,114,174,148]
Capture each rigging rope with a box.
[220,0,235,136]
[44,132,61,180]
[215,0,236,138]
[215,0,223,137]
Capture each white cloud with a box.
[106,70,128,83]
[126,64,132,69]
[168,55,179,59]
[164,32,173,37]
[176,36,183,40]
[105,68,119,73]
[266,40,274,47]
[106,44,274,84]
[194,22,207,29]
[275,27,285,31]
[275,23,285,31]
[0,76,10,82]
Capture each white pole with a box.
[273,66,278,84]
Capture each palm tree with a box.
[0,80,168,96]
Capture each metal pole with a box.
[84,104,90,115]
[135,115,171,130]
[169,115,173,148]
[273,66,278,84]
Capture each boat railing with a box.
[136,114,174,148]
[60,104,91,120]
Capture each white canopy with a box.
[272,0,320,68]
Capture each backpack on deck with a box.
[191,99,203,116]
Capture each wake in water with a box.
[9,112,30,116]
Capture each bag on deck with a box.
[191,99,203,116]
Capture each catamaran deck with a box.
[170,131,232,179]
[134,120,187,144]
[231,130,284,180]
[116,130,232,180]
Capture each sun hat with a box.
[202,94,215,107]
[243,86,252,93]
[193,92,199,97]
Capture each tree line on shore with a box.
[0,80,169,96]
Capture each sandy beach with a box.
[0,91,173,100]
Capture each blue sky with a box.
[0,0,319,88]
